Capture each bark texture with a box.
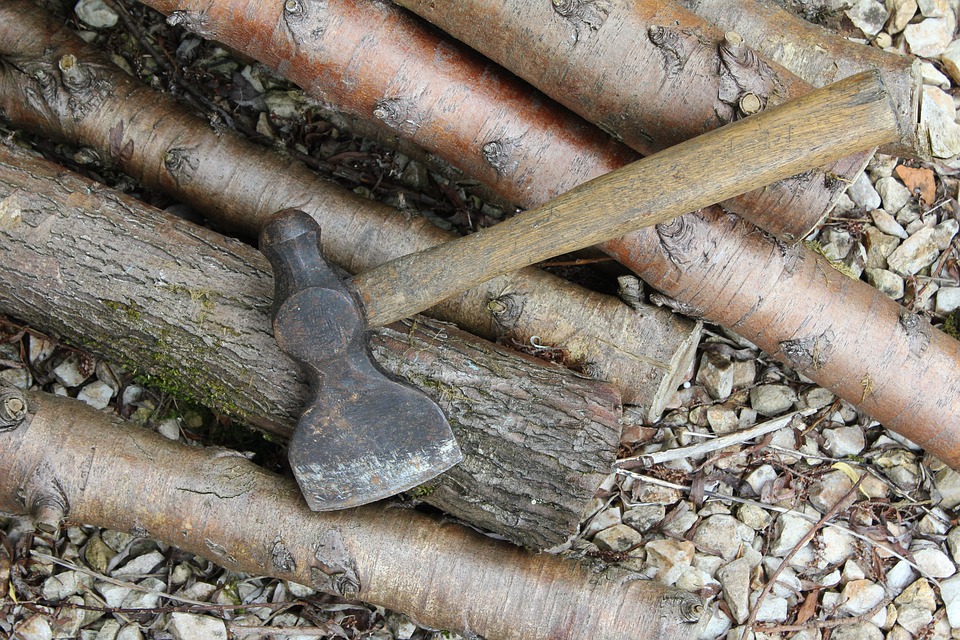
[0,141,624,550]
[139,0,865,242]
[678,0,925,161]
[0,389,706,640]
[604,207,960,465]
[392,0,880,241]
[0,3,699,416]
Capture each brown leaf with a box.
[793,588,820,625]
[895,165,936,207]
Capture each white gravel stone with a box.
[113,550,165,577]
[888,225,944,275]
[29,334,56,366]
[905,15,957,56]
[948,526,960,562]
[584,506,621,537]
[122,577,164,609]
[876,176,914,213]
[75,0,119,29]
[693,514,745,560]
[117,624,144,640]
[750,592,789,623]
[749,384,797,417]
[840,579,887,615]
[920,59,952,87]
[157,418,181,440]
[847,0,890,35]
[940,574,960,627]
[936,287,960,314]
[675,565,720,592]
[918,0,952,17]
[744,464,778,495]
[15,615,54,640]
[843,560,867,583]
[847,171,883,211]
[823,426,866,457]
[888,0,919,33]
[42,570,91,600]
[169,613,228,640]
[645,538,695,585]
[77,380,115,410]
[865,268,905,298]
[594,524,643,553]
[911,547,956,577]
[96,619,121,640]
[737,503,772,530]
[707,405,740,434]
[895,578,937,611]
[869,208,908,239]
[700,606,732,639]
[818,526,857,566]
[831,622,883,640]
[770,511,815,557]
[933,466,960,508]
[718,557,752,624]
[864,227,901,269]
[623,505,665,532]
[941,38,960,84]
[52,353,94,388]
[697,352,735,401]
[809,470,855,513]
[922,87,960,157]
[96,581,132,608]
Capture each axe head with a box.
[261,209,462,510]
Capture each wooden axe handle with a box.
[353,70,900,327]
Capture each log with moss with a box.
[0,140,625,551]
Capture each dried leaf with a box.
[895,165,936,207]
[793,588,820,625]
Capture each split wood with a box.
[0,389,705,640]
[0,2,699,417]
[0,141,622,551]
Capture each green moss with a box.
[408,483,437,498]
[803,239,859,279]
[944,310,960,339]
[100,298,142,321]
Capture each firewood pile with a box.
[2,0,960,638]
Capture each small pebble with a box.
[822,426,866,457]
[623,505,665,533]
[818,526,856,566]
[75,0,119,29]
[846,0,889,36]
[876,176,913,213]
[940,573,960,627]
[718,557,752,623]
[696,352,734,401]
[840,579,887,615]
[904,15,956,57]
[77,380,115,410]
[157,418,182,440]
[911,546,956,577]
[169,613,228,640]
[869,208,908,239]
[14,614,53,640]
[749,384,797,417]
[645,538,695,585]
[593,524,643,553]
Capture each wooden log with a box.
[137,0,867,241]
[0,140,624,551]
[0,388,705,640]
[677,0,926,161]
[0,2,700,417]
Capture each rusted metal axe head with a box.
[260,210,461,511]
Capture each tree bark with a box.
[0,388,705,640]
[677,0,927,161]
[137,0,868,242]
[0,140,624,551]
[0,2,700,417]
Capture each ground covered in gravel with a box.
[4,0,960,639]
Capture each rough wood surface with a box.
[0,390,705,640]
[0,141,624,550]
[392,0,878,241]
[678,0,924,160]
[353,71,899,324]
[0,2,699,416]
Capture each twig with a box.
[230,624,340,636]
[744,475,863,630]
[756,598,890,633]
[616,411,813,466]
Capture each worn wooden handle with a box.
[354,70,900,326]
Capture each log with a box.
[393,0,883,241]
[0,388,705,640]
[0,140,624,551]
[136,0,867,242]
[677,0,927,161]
[0,2,700,417]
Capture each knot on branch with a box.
[716,31,785,123]
[481,136,523,176]
[551,0,611,42]
[0,383,27,431]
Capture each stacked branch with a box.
[117,0,960,463]
[0,388,705,640]
[0,2,700,417]
[0,141,625,550]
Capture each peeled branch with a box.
[0,388,705,640]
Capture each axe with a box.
[260,70,901,510]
